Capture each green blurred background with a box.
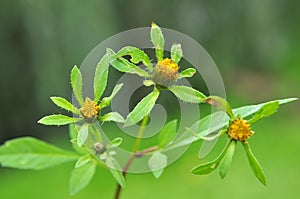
[0,0,299,198]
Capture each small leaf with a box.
[125,88,160,127]
[99,83,123,109]
[0,137,79,170]
[106,156,126,188]
[249,101,279,124]
[151,22,165,61]
[170,43,183,64]
[94,53,110,103]
[158,120,177,148]
[148,151,168,179]
[69,161,96,195]
[69,124,87,154]
[205,96,235,119]
[50,96,80,114]
[143,80,155,87]
[242,142,267,186]
[169,86,206,103]
[109,137,123,148]
[71,65,84,105]
[178,68,196,79]
[114,46,153,72]
[219,140,237,179]
[77,124,89,147]
[100,112,125,123]
[75,154,92,168]
[110,57,150,77]
[38,114,82,126]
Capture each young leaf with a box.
[69,161,96,195]
[38,114,82,126]
[94,53,110,103]
[50,96,80,114]
[125,88,160,127]
[171,43,183,64]
[143,80,155,87]
[106,156,126,188]
[151,22,165,61]
[0,137,78,170]
[242,142,267,186]
[205,96,234,119]
[219,140,237,179]
[69,124,87,154]
[114,46,153,72]
[110,57,150,77]
[178,68,196,79]
[77,124,89,147]
[109,137,123,148]
[148,151,168,179]
[169,86,206,103]
[249,101,279,124]
[71,65,84,106]
[99,112,125,123]
[99,83,123,109]
[158,120,177,148]
[75,154,92,168]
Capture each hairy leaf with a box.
[158,120,177,148]
[151,22,165,61]
[94,53,110,102]
[169,86,206,103]
[178,68,196,79]
[171,43,183,64]
[38,114,82,126]
[50,96,80,114]
[71,65,84,105]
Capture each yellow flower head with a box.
[151,58,179,86]
[227,118,254,142]
[80,97,100,121]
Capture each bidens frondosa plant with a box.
[0,22,297,199]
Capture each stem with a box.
[114,115,151,199]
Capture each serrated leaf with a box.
[219,140,236,179]
[109,137,123,148]
[205,96,234,119]
[158,120,177,148]
[106,156,126,188]
[94,53,110,103]
[110,57,150,77]
[249,101,279,124]
[125,88,160,127]
[0,137,78,170]
[38,114,82,126]
[100,112,125,123]
[242,142,267,186]
[99,83,123,109]
[75,154,92,168]
[69,161,96,195]
[77,124,89,147]
[71,65,84,105]
[151,22,165,61]
[169,86,206,103]
[171,43,183,64]
[50,96,80,114]
[148,151,168,179]
[178,68,196,79]
[114,46,153,72]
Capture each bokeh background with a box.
[0,0,299,199]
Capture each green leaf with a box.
[38,114,82,126]
[109,137,123,148]
[143,80,155,87]
[94,53,110,103]
[99,83,123,109]
[114,46,153,72]
[178,68,196,79]
[151,22,165,61]
[77,124,89,147]
[242,142,267,186]
[219,140,237,179]
[249,101,279,124]
[169,86,206,103]
[69,161,96,195]
[205,96,235,119]
[170,43,183,64]
[158,120,177,148]
[50,96,80,114]
[0,137,78,170]
[71,65,84,106]
[106,156,126,188]
[110,57,150,77]
[148,151,168,179]
[125,88,160,127]
[75,154,92,168]
[69,124,87,154]
[99,112,125,123]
